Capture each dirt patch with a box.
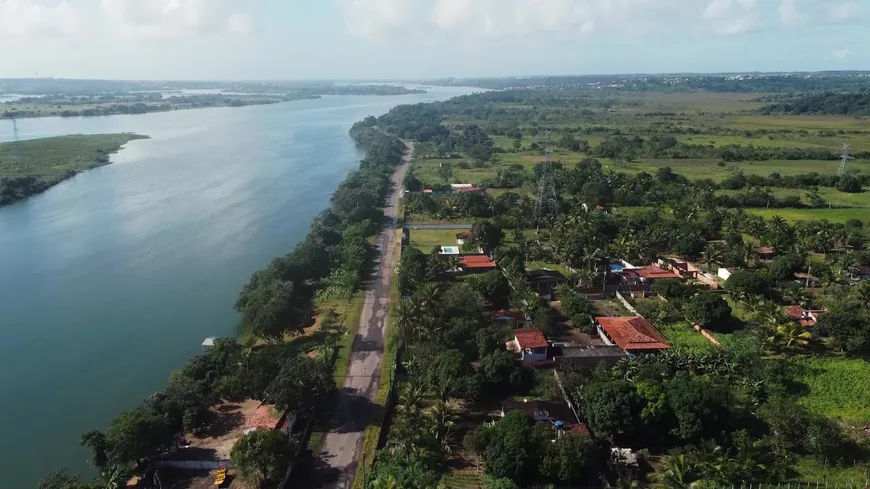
[185,399,280,460]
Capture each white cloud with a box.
[779,0,804,27]
[227,12,252,35]
[833,48,853,59]
[338,0,418,39]
[100,0,253,40]
[340,0,767,42]
[830,1,862,22]
[702,0,762,36]
[0,0,86,39]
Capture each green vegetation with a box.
[789,356,870,423]
[0,133,147,206]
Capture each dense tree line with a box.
[760,92,870,116]
[424,73,870,93]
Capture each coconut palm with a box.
[395,299,417,344]
[781,286,809,308]
[854,281,870,307]
[613,355,642,382]
[767,318,812,350]
[396,382,425,422]
[649,454,701,489]
[701,244,724,270]
[428,400,458,456]
[371,475,398,489]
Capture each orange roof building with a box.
[596,316,670,352]
[458,254,497,270]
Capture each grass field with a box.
[746,208,870,224]
[0,133,147,179]
[789,356,870,424]
[409,228,468,253]
[718,187,870,208]
[656,322,718,351]
[791,456,870,484]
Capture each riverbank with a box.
[1,85,428,119]
[1,94,314,119]
[0,133,147,206]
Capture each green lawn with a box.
[789,356,870,424]
[656,322,718,352]
[409,228,469,253]
[525,261,570,275]
[413,157,497,186]
[746,208,870,224]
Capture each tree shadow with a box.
[325,388,386,434]
[204,411,243,439]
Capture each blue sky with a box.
[0,0,868,80]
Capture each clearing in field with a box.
[746,208,870,224]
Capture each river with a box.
[0,86,475,488]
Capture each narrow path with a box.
[315,143,411,488]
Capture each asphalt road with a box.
[315,143,411,488]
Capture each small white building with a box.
[717,267,736,281]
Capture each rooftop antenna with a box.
[838,143,854,176]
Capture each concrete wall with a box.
[614,291,638,314]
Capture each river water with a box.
[0,86,474,488]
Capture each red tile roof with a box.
[514,328,549,349]
[756,247,775,255]
[456,231,473,239]
[568,423,591,436]
[457,186,485,193]
[459,255,497,269]
[596,316,670,351]
[784,306,805,321]
[635,266,681,280]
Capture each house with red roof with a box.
[458,254,498,273]
[621,265,682,287]
[784,306,824,329]
[595,316,670,353]
[486,309,526,327]
[506,328,549,363]
[455,231,473,245]
[755,247,776,260]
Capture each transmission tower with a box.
[542,130,553,164]
[838,143,854,176]
[534,161,559,231]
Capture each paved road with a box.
[403,223,472,229]
[315,143,411,488]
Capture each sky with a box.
[0,0,868,80]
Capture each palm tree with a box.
[395,299,417,344]
[371,476,398,489]
[396,382,425,422]
[701,244,724,270]
[855,281,870,307]
[767,318,812,350]
[613,356,642,382]
[781,286,809,308]
[428,400,458,457]
[99,465,129,489]
[649,454,700,489]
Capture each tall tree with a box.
[230,429,296,487]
